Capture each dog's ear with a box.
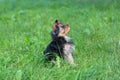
[55,20,58,23]
[55,20,61,25]
[53,20,58,31]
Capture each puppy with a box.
[43,20,75,64]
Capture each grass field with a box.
[0,0,120,80]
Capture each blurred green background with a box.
[0,0,120,80]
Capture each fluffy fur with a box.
[43,22,75,64]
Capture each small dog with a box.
[43,20,75,64]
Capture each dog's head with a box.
[54,20,70,37]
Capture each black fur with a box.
[43,36,74,61]
[43,37,66,61]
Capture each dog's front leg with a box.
[63,44,74,65]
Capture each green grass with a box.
[0,0,120,80]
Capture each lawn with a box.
[0,0,120,80]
